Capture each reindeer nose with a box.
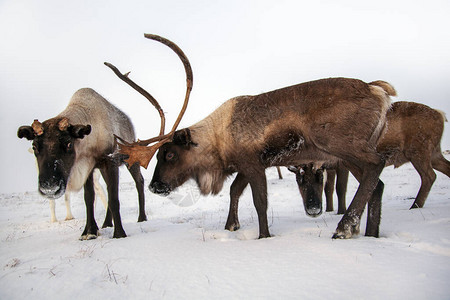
[305,196,323,217]
[306,206,322,217]
[39,180,63,198]
[149,181,171,196]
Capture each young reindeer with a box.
[287,163,327,217]
[17,88,147,239]
[116,35,396,239]
[288,161,348,216]
[293,101,450,217]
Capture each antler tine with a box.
[144,34,193,133]
[104,61,166,136]
[114,134,133,146]
[135,132,173,146]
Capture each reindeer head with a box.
[288,163,325,217]
[17,117,91,198]
[149,129,199,195]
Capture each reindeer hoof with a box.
[258,233,271,239]
[258,229,271,239]
[332,218,360,239]
[65,216,74,221]
[138,215,147,222]
[332,231,351,239]
[80,233,98,241]
[364,229,379,238]
[410,202,424,209]
[113,229,127,239]
[225,221,240,232]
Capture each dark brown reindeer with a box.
[292,101,450,217]
[288,161,348,216]
[117,40,397,239]
[287,163,326,217]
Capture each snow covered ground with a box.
[1,157,449,299]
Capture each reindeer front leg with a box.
[225,173,249,232]
[247,168,270,239]
[335,166,349,215]
[366,180,384,237]
[80,171,99,240]
[64,193,74,221]
[102,161,126,238]
[49,199,57,223]
[333,161,384,239]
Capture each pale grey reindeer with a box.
[18,88,146,239]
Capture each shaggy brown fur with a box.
[314,101,450,214]
[150,77,396,239]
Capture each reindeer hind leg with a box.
[128,162,147,222]
[410,158,436,209]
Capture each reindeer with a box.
[291,101,450,217]
[17,87,147,239]
[287,164,327,217]
[114,34,396,239]
[51,169,107,223]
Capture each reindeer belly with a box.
[259,129,337,167]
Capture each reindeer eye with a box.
[32,144,39,154]
[165,152,175,161]
[66,142,73,151]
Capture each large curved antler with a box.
[144,34,193,135]
[106,34,193,168]
[104,62,165,136]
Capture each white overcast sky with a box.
[1,0,449,193]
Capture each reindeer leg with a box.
[80,171,99,240]
[64,192,74,221]
[410,158,436,209]
[225,173,249,231]
[336,166,349,215]
[128,162,147,222]
[366,179,384,237]
[324,169,336,212]
[247,168,270,239]
[100,168,113,228]
[102,161,126,238]
[49,199,57,223]
[431,149,450,178]
[333,161,384,239]
[102,209,113,228]
[93,169,108,210]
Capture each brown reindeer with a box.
[287,164,326,217]
[292,101,450,217]
[288,162,348,216]
[117,47,397,239]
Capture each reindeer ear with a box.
[69,125,91,139]
[288,166,299,173]
[172,128,196,146]
[17,126,35,140]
